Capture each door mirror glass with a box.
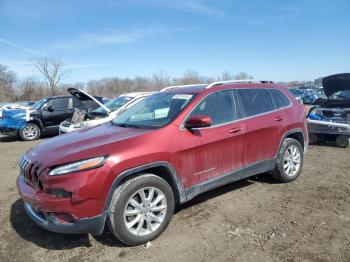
[185,115,212,129]
[46,105,55,112]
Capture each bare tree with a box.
[234,72,253,80]
[0,64,16,102]
[152,71,171,90]
[18,77,47,101]
[32,57,66,96]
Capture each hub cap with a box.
[23,126,38,140]
[283,145,301,177]
[124,187,167,236]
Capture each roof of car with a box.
[161,80,276,94]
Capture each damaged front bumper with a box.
[23,201,106,235]
[17,175,107,235]
[0,126,19,136]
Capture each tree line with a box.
[0,57,312,103]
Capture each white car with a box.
[59,89,154,134]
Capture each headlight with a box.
[73,122,85,128]
[48,156,106,176]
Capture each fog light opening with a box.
[47,189,72,198]
[51,212,75,224]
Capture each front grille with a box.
[19,156,42,190]
[321,110,347,118]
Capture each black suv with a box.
[0,94,103,141]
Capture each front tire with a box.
[272,138,304,183]
[19,123,41,141]
[107,174,175,246]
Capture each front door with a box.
[42,97,74,128]
[177,90,245,188]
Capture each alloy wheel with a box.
[23,126,38,140]
[283,145,301,177]
[124,187,167,236]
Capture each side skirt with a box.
[185,158,276,202]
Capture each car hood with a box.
[25,123,152,167]
[68,88,111,113]
[322,73,350,97]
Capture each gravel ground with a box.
[0,135,349,262]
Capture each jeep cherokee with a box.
[17,80,308,246]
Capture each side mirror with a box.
[46,106,55,112]
[185,115,212,129]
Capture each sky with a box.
[0,0,349,83]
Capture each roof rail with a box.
[205,79,274,89]
[160,84,206,92]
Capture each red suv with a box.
[17,80,308,246]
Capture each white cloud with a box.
[0,37,45,56]
[49,26,198,50]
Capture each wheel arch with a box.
[27,118,44,131]
[103,161,186,213]
[277,128,306,155]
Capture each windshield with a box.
[112,92,196,129]
[329,90,350,100]
[316,89,325,96]
[289,89,303,96]
[93,96,133,114]
[31,98,47,110]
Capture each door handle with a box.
[274,116,284,121]
[228,127,243,133]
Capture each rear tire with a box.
[308,133,318,145]
[335,135,349,148]
[107,174,175,246]
[19,123,41,141]
[272,138,303,183]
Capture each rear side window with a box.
[237,89,274,117]
[190,90,236,126]
[49,98,69,110]
[270,89,291,108]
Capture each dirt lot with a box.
[0,135,349,262]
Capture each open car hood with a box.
[67,88,111,113]
[322,73,350,97]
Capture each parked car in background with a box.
[315,73,350,122]
[17,79,307,246]
[289,88,318,105]
[0,95,103,141]
[0,101,35,118]
[59,89,154,134]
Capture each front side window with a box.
[270,89,291,108]
[93,96,133,114]
[189,90,236,126]
[112,93,195,128]
[237,89,274,117]
[48,98,69,110]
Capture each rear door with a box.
[42,97,73,127]
[177,90,245,186]
[236,88,285,166]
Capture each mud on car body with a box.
[17,80,308,246]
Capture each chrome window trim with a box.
[180,87,293,131]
